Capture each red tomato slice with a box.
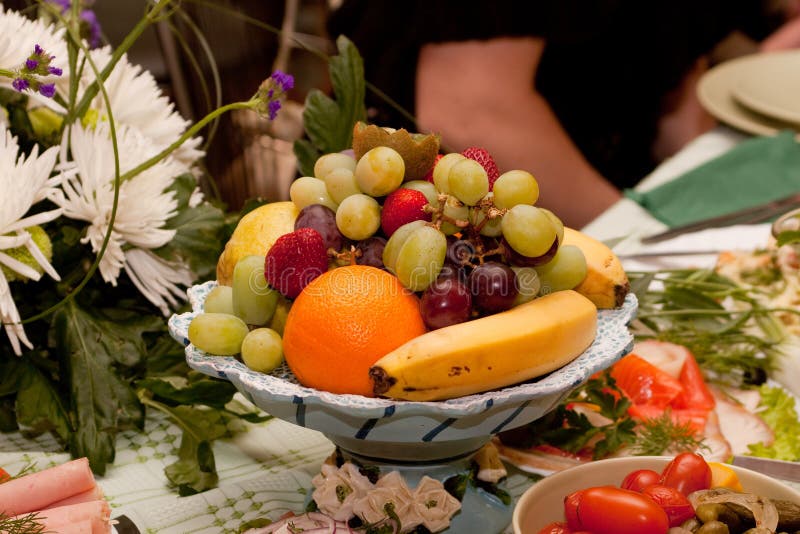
[660,452,712,496]
[0,467,10,484]
[671,350,716,411]
[564,485,669,534]
[620,469,661,493]
[536,521,572,534]
[610,354,684,407]
[627,404,709,434]
[642,483,696,526]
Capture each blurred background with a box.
[6,0,336,210]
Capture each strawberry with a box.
[381,188,431,237]
[462,147,500,189]
[265,227,328,299]
[423,154,443,183]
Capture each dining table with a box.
[0,123,795,534]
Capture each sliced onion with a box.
[244,512,336,534]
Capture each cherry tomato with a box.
[642,483,696,526]
[564,485,669,534]
[563,489,584,528]
[536,521,571,534]
[659,452,711,496]
[620,469,661,493]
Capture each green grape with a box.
[204,285,234,315]
[394,225,446,291]
[232,255,278,325]
[241,327,284,373]
[335,193,381,240]
[290,176,338,211]
[540,207,565,245]
[188,313,249,355]
[324,167,361,204]
[354,146,405,197]
[511,266,541,306]
[448,158,489,206]
[314,152,356,181]
[432,153,465,193]
[501,204,557,257]
[403,180,439,207]
[383,220,427,271]
[536,245,588,294]
[440,196,470,235]
[474,192,503,237]
[493,170,540,208]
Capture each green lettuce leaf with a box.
[748,384,800,461]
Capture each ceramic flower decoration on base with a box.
[0,0,295,491]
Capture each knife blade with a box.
[112,515,141,534]
[640,192,800,244]
[732,455,800,483]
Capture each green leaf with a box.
[137,375,237,410]
[15,360,71,443]
[157,174,226,280]
[145,332,192,377]
[293,137,321,178]
[53,301,146,474]
[164,432,219,496]
[776,229,800,247]
[294,35,366,174]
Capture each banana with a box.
[562,227,630,309]
[369,290,597,401]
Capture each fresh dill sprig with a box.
[0,512,46,534]
[632,410,707,456]
[628,268,794,387]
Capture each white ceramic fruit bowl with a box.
[512,456,800,534]
[168,281,638,461]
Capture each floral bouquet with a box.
[0,0,296,493]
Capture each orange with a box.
[282,265,426,397]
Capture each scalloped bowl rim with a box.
[168,281,638,418]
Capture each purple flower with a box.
[26,59,39,71]
[12,78,29,92]
[34,44,44,56]
[80,10,102,49]
[268,100,282,120]
[49,66,63,76]
[39,83,56,98]
[271,70,294,92]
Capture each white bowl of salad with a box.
[512,454,800,534]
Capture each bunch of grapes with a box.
[289,143,588,331]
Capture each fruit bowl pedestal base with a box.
[334,447,513,534]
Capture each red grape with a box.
[468,261,517,314]
[295,204,345,252]
[420,276,472,329]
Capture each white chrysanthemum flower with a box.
[52,122,195,315]
[0,5,67,104]
[0,124,63,355]
[80,46,204,170]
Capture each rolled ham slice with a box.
[43,485,105,510]
[0,458,96,516]
[14,500,111,534]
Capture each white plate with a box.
[697,53,800,137]
[731,50,800,124]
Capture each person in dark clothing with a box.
[329,1,800,226]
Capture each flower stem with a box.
[118,100,256,182]
[66,0,173,124]
[0,68,15,79]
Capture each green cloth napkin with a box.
[625,131,800,227]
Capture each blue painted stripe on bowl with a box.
[292,395,306,426]
[384,405,395,417]
[355,418,378,440]
[490,399,531,434]
[483,399,494,411]
[422,418,457,442]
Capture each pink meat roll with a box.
[0,458,96,516]
[18,500,111,534]
[43,484,105,509]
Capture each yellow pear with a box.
[216,201,299,285]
